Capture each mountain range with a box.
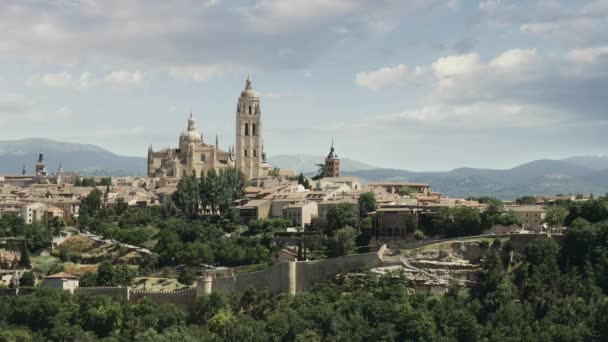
[1,138,607,199]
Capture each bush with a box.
[19,271,36,287]
[414,230,425,240]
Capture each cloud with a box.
[104,70,144,87]
[35,72,92,90]
[352,47,608,135]
[566,46,608,63]
[0,0,452,72]
[0,93,72,124]
[355,64,424,90]
[168,64,228,82]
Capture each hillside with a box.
[0,138,146,176]
[343,160,608,199]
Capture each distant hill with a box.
[341,159,608,200]
[2,138,606,199]
[563,155,608,171]
[268,154,376,174]
[0,138,146,176]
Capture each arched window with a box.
[244,149,248,157]
[248,105,252,115]
[200,154,206,162]
[245,123,249,136]
[252,123,256,136]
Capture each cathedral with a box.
[147,75,270,180]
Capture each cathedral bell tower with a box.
[235,74,263,180]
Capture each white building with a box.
[44,272,79,293]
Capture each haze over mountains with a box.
[2,138,607,199]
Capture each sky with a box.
[0,0,607,171]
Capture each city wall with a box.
[130,288,197,310]
[74,286,130,301]
[201,245,386,295]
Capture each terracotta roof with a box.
[46,272,78,279]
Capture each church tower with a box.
[323,140,340,178]
[235,75,263,180]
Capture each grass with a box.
[132,277,193,291]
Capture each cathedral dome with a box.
[240,74,258,98]
[181,112,202,142]
[182,130,202,142]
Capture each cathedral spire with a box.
[245,73,252,89]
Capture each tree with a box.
[434,206,483,237]
[326,203,359,233]
[96,262,116,286]
[296,172,311,189]
[79,272,97,287]
[80,188,103,217]
[358,192,377,217]
[19,271,36,287]
[18,241,32,269]
[544,206,568,229]
[178,266,196,286]
[172,175,200,218]
[516,196,537,205]
[327,226,357,257]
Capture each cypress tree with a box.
[18,241,31,269]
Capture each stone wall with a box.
[74,286,130,301]
[203,245,385,295]
[130,288,197,310]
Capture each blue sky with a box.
[1,0,607,170]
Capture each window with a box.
[244,149,248,157]
[252,123,256,136]
[253,149,257,157]
[200,154,206,162]
[245,123,249,136]
[249,105,252,114]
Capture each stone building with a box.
[147,75,270,180]
[236,75,267,180]
[322,141,340,178]
[44,272,79,294]
[147,113,235,178]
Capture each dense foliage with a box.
[3,228,608,342]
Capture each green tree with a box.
[358,192,377,217]
[327,226,357,257]
[18,241,31,269]
[96,262,116,286]
[326,203,359,233]
[516,196,537,205]
[172,175,200,218]
[434,206,483,237]
[544,206,568,229]
[178,266,196,286]
[80,188,103,217]
[19,271,36,287]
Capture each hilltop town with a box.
[1,77,607,340]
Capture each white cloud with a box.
[356,64,424,90]
[0,93,73,124]
[566,46,608,63]
[432,53,480,78]
[168,64,227,82]
[489,48,538,69]
[104,70,144,87]
[36,71,92,90]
